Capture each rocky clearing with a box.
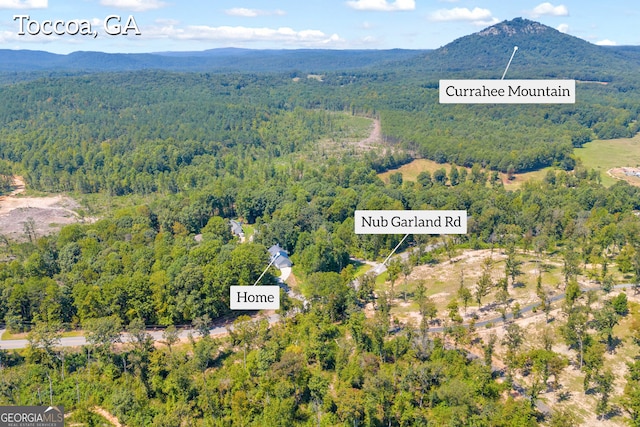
[0,176,88,241]
[382,247,637,425]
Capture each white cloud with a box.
[346,0,415,12]
[100,0,166,12]
[430,7,494,23]
[595,39,616,46]
[530,2,569,18]
[472,17,500,26]
[225,8,286,17]
[0,0,47,9]
[557,23,569,33]
[0,29,24,42]
[147,24,343,47]
[155,18,179,26]
[0,28,63,43]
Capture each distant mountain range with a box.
[0,47,424,73]
[1,18,639,80]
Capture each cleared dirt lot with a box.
[0,176,86,241]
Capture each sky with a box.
[0,0,637,54]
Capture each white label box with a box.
[230,286,280,310]
[439,79,575,104]
[355,210,467,235]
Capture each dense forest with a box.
[4,158,640,328]
[0,69,638,196]
[2,17,640,426]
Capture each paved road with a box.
[2,235,634,354]
[0,314,280,350]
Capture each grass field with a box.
[378,158,551,190]
[575,132,640,187]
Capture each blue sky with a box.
[0,0,637,53]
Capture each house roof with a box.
[274,256,293,269]
[268,244,292,268]
[268,244,288,257]
[230,220,244,236]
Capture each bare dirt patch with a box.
[355,118,382,150]
[378,158,550,190]
[91,407,123,427]
[0,176,89,241]
[608,167,640,187]
[323,117,385,154]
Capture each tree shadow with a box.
[556,389,571,402]
[211,348,234,369]
[479,301,500,312]
[607,336,623,353]
[602,405,622,420]
[470,336,483,346]
[540,263,555,272]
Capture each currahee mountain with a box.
[402,17,640,81]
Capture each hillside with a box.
[401,17,640,81]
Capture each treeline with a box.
[0,159,13,195]
[381,94,640,172]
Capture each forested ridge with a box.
[0,69,639,196]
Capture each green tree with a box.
[433,168,448,185]
[593,300,620,351]
[417,171,432,188]
[623,360,640,426]
[84,315,123,359]
[560,308,589,368]
[229,315,258,369]
[162,325,180,352]
[505,245,523,287]
[449,165,459,186]
[594,368,615,419]
[25,320,62,368]
[475,257,493,306]
[457,284,472,314]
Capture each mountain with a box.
[400,17,640,81]
[1,18,639,82]
[0,48,425,74]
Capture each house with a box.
[268,244,293,269]
[230,220,244,239]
